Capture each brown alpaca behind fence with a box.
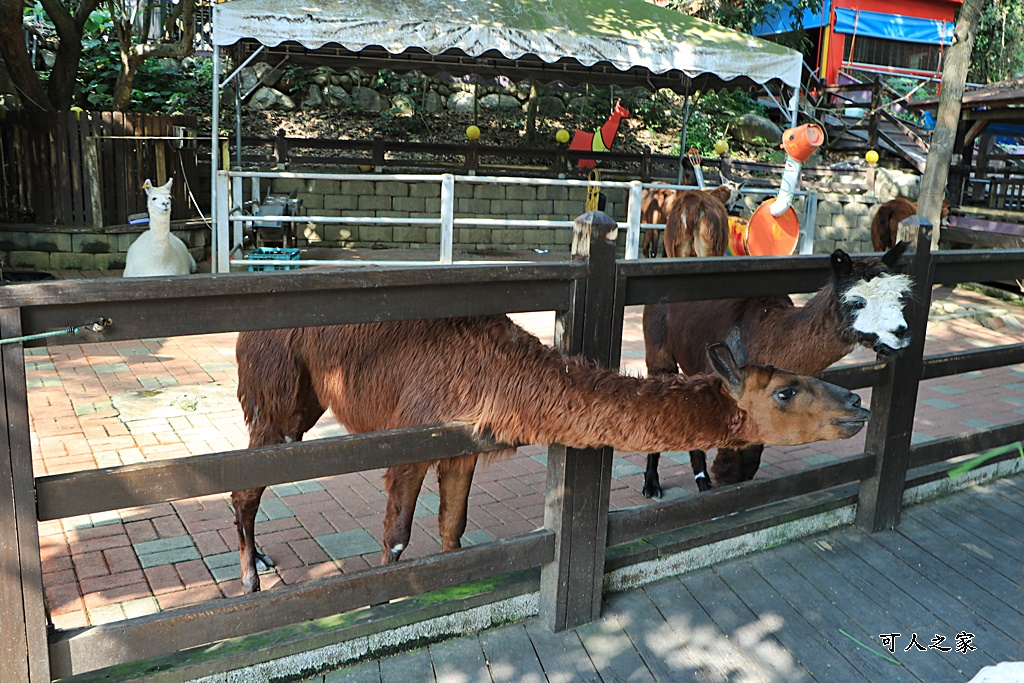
[641,243,912,497]
[640,181,741,258]
[871,197,949,251]
[234,314,869,592]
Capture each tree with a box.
[0,0,104,111]
[106,0,195,110]
[970,0,1024,84]
[918,0,987,248]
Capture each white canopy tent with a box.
[208,0,804,263]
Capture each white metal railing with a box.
[213,170,817,273]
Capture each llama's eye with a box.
[849,297,866,310]
[775,387,798,403]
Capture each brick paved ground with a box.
[24,272,1024,632]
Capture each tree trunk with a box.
[918,0,987,248]
[38,0,103,110]
[0,0,52,111]
[524,83,539,144]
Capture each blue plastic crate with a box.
[245,247,300,272]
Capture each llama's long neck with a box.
[468,334,750,453]
[148,208,172,241]
[752,285,854,375]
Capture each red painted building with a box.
[754,0,962,85]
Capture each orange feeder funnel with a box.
[744,200,801,256]
[781,123,825,162]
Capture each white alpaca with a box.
[123,178,196,277]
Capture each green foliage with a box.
[970,0,1024,84]
[23,4,205,113]
[676,90,766,156]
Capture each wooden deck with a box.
[310,473,1024,683]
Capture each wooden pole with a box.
[856,220,933,531]
[85,137,104,229]
[540,211,618,631]
[918,0,987,248]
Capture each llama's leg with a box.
[436,454,479,551]
[642,453,662,499]
[641,304,678,498]
[690,450,712,492]
[737,444,765,482]
[231,486,267,593]
[381,463,429,564]
[710,447,746,488]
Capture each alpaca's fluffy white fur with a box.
[123,178,196,277]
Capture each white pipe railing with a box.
[214,171,816,272]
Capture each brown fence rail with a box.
[0,111,200,226]
[1,216,1023,682]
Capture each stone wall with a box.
[1,223,207,271]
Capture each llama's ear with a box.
[882,240,910,267]
[724,327,748,367]
[830,249,853,278]
[708,341,744,392]
[160,178,173,191]
[142,179,153,191]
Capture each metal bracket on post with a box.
[540,211,618,631]
[856,218,934,531]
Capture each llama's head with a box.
[143,178,173,216]
[720,178,744,210]
[708,336,870,445]
[833,241,913,356]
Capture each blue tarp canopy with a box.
[751,7,823,37]
[833,8,953,45]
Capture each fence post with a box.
[625,181,642,260]
[215,172,231,273]
[0,308,51,682]
[540,211,618,631]
[273,129,289,169]
[85,137,104,229]
[855,219,934,531]
[440,174,454,264]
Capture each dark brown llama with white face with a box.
[640,180,742,258]
[641,242,912,497]
[234,314,870,592]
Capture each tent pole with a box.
[788,87,800,128]
[211,45,222,273]
[677,91,691,185]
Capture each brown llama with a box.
[640,180,742,258]
[871,197,949,251]
[234,315,870,592]
[641,242,912,497]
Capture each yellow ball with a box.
[865,149,879,164]
[358,164,372,173]
[556,129,570,144]
[713,139,729,155]
[466,125,481,141]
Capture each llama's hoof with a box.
[255,549,275,571]
[642,478,663,499]
[695,473,712,492]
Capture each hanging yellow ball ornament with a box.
[358,164,372,173]
[865,149,879,164]
[713,139,729,155]
[556,129,570,144]
[466,125,481,141]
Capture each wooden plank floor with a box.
[305,475,1024,683]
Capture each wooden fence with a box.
[1,217,1023,681]
[0,111,200,227]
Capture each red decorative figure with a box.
[570,99,630,169]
